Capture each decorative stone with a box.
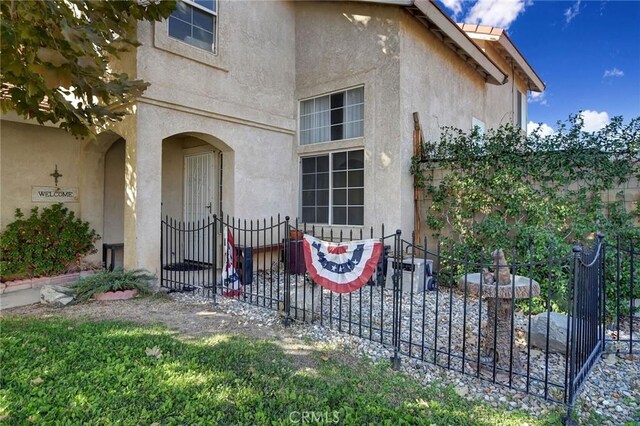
[40,285,74,306]
[289,280,322,322]
[94,289,138,301]
[528,312,570,355]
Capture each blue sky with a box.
[437,0,640,134]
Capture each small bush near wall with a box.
[411,115,640,316]
[0,204,100,281]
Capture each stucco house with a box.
[0,0,544,277]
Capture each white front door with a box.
[184,151,216,263]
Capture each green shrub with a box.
[413,115,640,317]
[0,204,99,280]
[69,268,155,301]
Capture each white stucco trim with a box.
[137,97,296,135]
[297,137,365,156]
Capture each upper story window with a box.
[300,87,364,145]
[169,0,217,52]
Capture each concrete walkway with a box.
[0,287,41,310]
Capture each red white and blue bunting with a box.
[222,226,242,297]
[302,234,382,293]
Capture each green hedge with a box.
[412,115,639,317]
[0,204,99,280]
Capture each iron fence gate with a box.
[566,236,605,412]
[160,214,638,417]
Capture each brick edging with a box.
[1,271,96,294]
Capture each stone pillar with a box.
[123,109,163,282]
[482,297,523,372]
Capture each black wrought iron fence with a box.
[604,235,639,356]
[566,235,605,411]
[160,214,638,416]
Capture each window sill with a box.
[297,137,364,156]
[153,22,228,72]
[295,223,366,232]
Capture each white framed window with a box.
[472,117,486,136]
[300,87,364,145]
[301,149,364,226]
[169,0,217,52]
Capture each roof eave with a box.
[404,0,507,85]
[496,34,546,92]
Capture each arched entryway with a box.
[162,132,233,265]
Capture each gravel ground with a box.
[3,287,638,425]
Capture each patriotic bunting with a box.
[302,234,382,293]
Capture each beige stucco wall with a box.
[293,2,531,236]
[0,118,115,265]
[398,11,532,235]
[476,40,530,127]
[295,1,404,233]
[101,0,298,275]
[103,138,125,244]
[136,0,297,135]
[123,102,297,276]
[0,120,82,229]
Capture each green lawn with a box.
[0,317,562,425]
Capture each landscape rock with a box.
[289,279,322,322]
[528,312,570,355]
[40,285,74,306]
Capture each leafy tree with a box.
[0,0,176,137]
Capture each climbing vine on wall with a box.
[411,114,640,315]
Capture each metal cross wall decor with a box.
[50,164,63,186]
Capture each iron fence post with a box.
[213,215,218,297]
[565,243,582,425]
[390,229,402,370]
[283,216,292,327]
[597,232,605,353]
[629,237,635,355]
[160,217,164,289]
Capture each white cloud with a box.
[564,0,582,24]
[527,121,554,137]
[440,0,463,16]
[465,0,528,29]
[528,92,547,106]
[603,68,624,78]
[579,110,610,132]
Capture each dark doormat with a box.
[163,262,211,271]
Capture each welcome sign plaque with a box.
[32,186,79,203]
